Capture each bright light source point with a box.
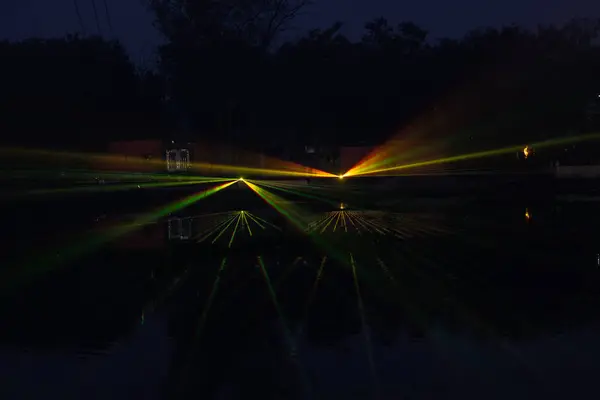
[338,175,344,179]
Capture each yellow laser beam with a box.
[345,133,600,177]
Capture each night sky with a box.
[1,0,599,64]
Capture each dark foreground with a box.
[1,185,600,400]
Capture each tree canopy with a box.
[0,36,169,149]
[146,1,600,149]
[2,2,600,152]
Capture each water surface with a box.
[1,196,599,400]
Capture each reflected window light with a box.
[168,217,191,240]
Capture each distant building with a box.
[585,94,600,131]
[90,139,195,174]
[551,94,600,178]
[91,139,165,173]
[93,138,270,176]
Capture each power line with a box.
[73,0,86,35]
[90,0,103,35]
[101,0,114,36]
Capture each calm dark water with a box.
[1,193,600,400]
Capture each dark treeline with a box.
[0,36,168,150]
[1,0,600,152]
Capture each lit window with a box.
[166,149,190,172]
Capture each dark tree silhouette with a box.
[3,10,600,160]
[0,36,168,150]
[149,11,600,157]
[149,0,311,49]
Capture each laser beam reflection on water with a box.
[171,257,228,394]
[257,256,313,398]
[396,243,538,377]
[257,256,295,354]
[196,257,228,340]
[350,253,380,398]
[308,210,452,239]
[294,256,327,342]
[1,180,236,293]
[194,210,280,246]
